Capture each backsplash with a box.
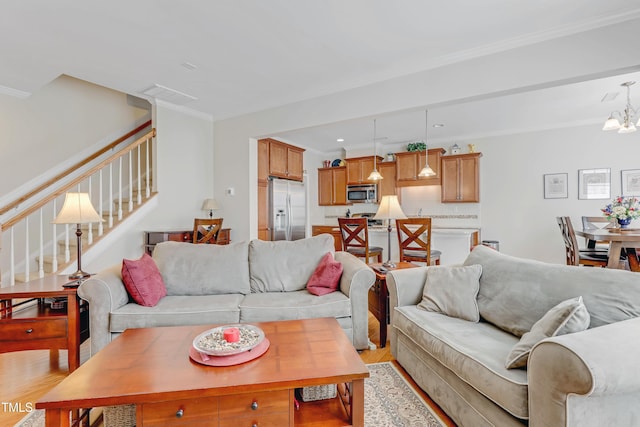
[322,185,481,228]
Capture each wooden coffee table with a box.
[36,317,369,426]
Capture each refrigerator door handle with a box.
[286,194,292,240]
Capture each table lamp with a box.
[202,198,220,218]
[374,195,407,268]
[52,192,104,281]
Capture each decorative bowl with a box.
[193,324,265,356]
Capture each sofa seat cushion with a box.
[394,305,529,419]
[239,290,351,322]
[249,235,334,292]
[153,241,250,296]
[110,294,244,332]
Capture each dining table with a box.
[575,228,640,270]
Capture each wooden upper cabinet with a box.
[258,139,269,182]
[257,181,269,240]
[395,148,446,187]
[441,152,481,203]
[267,139,305,181]
[345,156,381,184]
[318,167,347,206]
[378,162,398,199]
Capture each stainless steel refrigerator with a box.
[269,177,306,241]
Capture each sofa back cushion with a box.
[152,241,250,295]
[249,235,334,292]
[464,245,640,336]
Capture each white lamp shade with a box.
[418,165,436,177]
[367,169,383,181]
[603,116,621,131]
[52,193,103,224]
[201,198,220,210]
[618,123,637,134]
[374,195,407,220]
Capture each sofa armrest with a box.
[385,267,428,356]
[77,264,130,355]
[335,251,375,350]
[529,317,640,427]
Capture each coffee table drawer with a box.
[141,397,218,426]
[219,412,290,427]
[0,318,67,341]
[218,390,289,418]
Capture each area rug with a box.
[15,361,446,427]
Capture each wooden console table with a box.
[144,228,231,255]
[368,262,419,347]
[0,275,90,372]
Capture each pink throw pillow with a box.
[307,252,343,296]
[121,253,167,307]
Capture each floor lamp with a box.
[53,192,104,283]
[374,195,407,268]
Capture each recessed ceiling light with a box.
[337,138,345,142]
[433,124,445,128]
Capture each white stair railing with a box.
[0,126,155,286]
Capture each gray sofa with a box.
[78,234,375,355]
[387,245,640,427]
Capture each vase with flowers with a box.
[602,196,640,228]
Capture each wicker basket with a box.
[298,384,337,402]
[103,404,136,427]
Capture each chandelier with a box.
[603,81,639,134]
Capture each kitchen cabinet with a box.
[258,138,269,182]
[268,139,304,181]
[258,181,269,240]
[441,152,481,203]
[378,161,398,199]
[345,156,382,184]
[312,225,343,252]
[395,148,446,187]
[318,167,347,206]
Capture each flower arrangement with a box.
[602,196,640,221]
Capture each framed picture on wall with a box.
[543,173,568,199]
[621,169,640,196]
[578,168,610,200]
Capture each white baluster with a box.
[39,208,44,278]
[145,137,150,198]
[10,227,15,286]
[137,145,142,205]
[109,163,114,228]
[118,157,123,220]
[88,176,94,245]
[51,199,58,272]
[128,151,133,212]
[24,217,29,282]
[98,170,104,236]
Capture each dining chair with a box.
[338,217,383,264]
[396,217,441,266]
[581,216,615,250]
[193,218,223,244]
[624,247,640,272]
[556,216,617,267]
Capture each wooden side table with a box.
[368,262,419,347]
[0,275,90,372]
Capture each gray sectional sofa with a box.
[78,234,375,354]
[387,245,640,427]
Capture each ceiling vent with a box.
[141,84,197,105]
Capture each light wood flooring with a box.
[0,313,454,426]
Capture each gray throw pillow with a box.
[417,264,482,322]
[505,296,590,369]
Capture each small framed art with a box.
[543,173,568,199]
[578,168,610,200]
[621,169,640,196]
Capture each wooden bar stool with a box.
[338,217,383,264]
[395,217,441,266]
[193,218,223,244]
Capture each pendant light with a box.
[368,118,383,181]
[418,109,436,177]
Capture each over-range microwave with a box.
[347,184,377,203]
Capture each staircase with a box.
[0,121,156,285]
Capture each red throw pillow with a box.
[307,252,343,296]
[121,253,167,307]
